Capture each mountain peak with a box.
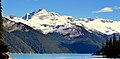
[22,8,48,20]
[32,8,48,14]
[36,8,47,13]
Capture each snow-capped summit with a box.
[5,8,120,35]
[36,9,48,14]
[34,8,46,13]
[22,8,48,20]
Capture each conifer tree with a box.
[109,38,112,48]
[113,34,117,56]
[118,37,120,55]
[102,42,105,48]
[0,0,3,40]
[106,38,109,48]
[113,34,117,47]
[0,0,9,59]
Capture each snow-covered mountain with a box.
[5,8,120,35]
[3,17,102,53]
[74,18,120,35]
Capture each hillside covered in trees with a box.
[95,34,120,58]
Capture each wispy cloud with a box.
[93,7,113,13]
[113,6,120,10]
[93,6,120,13]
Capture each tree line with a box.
[95,34,120,58]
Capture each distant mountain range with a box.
[3,8,120,53]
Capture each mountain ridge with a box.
[5,8,120,35]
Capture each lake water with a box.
[9,54,107,59]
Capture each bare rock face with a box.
[3,17,29,33]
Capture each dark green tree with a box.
[0,0,3,39]
[102,41,105,48]
[118,37,120,56]
[113,34,117,48]
[113,34,117,56]
[109,38,112,49]
[0,0,9,59]
[106,38,109,49]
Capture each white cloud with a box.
[113,6,120,10]
[93,6,120,13]
[94,7,113,13]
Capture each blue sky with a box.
[2,0,120,20]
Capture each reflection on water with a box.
[9,54,107,59]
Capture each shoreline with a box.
[9,52,93,54]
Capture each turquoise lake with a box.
[9,54,107,59]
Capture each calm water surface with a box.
[9,54,107,59]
